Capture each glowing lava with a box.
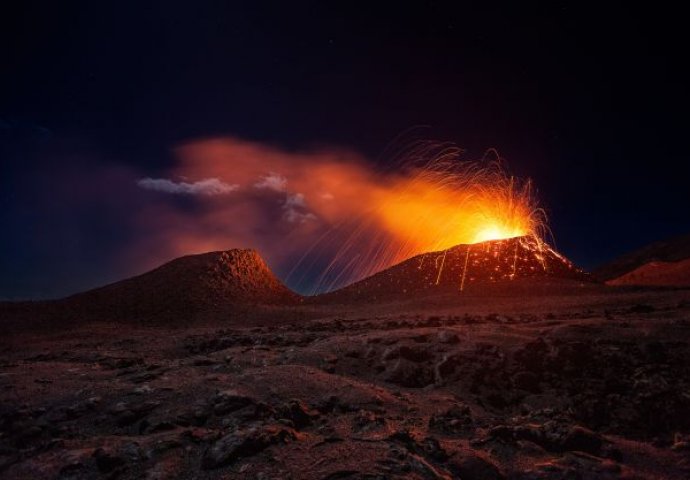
[375,173,537,253]
[473,225,523,244]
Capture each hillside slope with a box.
[64,249,300,320]
[594,233,690,286]
[317,236,588,302]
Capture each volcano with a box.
[318,236,587,302]
[59,249,301,322]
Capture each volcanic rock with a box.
[447,454,504,480]
[429,403,474,434]
[212,390,255,415]
[384,358,435,388]
[201,424,296,469]
[437,330,460,344]
[562,426,605,455]
[276,400,320,429]
[93,447,125,473]
[110,400,160,427]
[383,345,432,363]
[492,422,606,457]
[512,371,541,392]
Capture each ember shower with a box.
[289,142,548,293]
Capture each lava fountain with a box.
[291,142,550,293]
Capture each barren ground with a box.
[2,283,690,479]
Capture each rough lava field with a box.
[2,239,690,479]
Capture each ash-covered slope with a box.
[317,236,587,302]
[63,249,300,321]
[594,233,690,285]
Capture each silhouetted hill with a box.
[594,234,690,286]
[606,259,690,287]
[66,249,300,319]
[1,249,301,328]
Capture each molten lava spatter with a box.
[374,172,537,253]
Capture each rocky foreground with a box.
[2,287,690,479]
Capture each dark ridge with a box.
[593,233,690,282]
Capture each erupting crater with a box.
[301,145,552,293]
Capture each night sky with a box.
[2,2,688,299]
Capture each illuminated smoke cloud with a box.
[283,193,317,223]
[127,136,544,294]
[137,177,238,195]
[254,173,316,223]
[254,173,288,192]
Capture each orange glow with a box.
[375,174,535,252]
